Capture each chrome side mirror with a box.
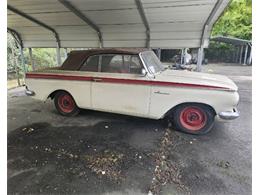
[140,68,147,77]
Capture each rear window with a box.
[61,52,88,70]
[80,55,99,72]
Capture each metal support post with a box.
[243,44,248,65]
[181,49,184,65]
[56,43,61,66]
[29,48,35,70]
[248,45,252,65]
[134,0,150,48]
[196,47,204,72]
[64,48,68,58]
[239,45,243,64]
[15,55,21,86]
[235,46,240,63]
[19,46,26,74]
[157,48,161,61]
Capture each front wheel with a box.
[54,91,80,116]
[170,104,215,135]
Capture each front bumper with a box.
[218,108,239,120]
[25,86,35,96]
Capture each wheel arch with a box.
[163,102,217,118]
[48,89,74,100]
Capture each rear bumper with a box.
[218,108,239,120]
[25,86,35,96]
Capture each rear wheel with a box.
[170,104,215,135]
[54,91,80,116]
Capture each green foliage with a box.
[212,0,252,40]
[7,33,65,74]
[207,0,252,63]
[24,48,57,71]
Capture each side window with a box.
[99,54,143,74]
[80,55,99,72]
[123,55,142,74]
[130,56,142,74]
[123,55,131,73]
[101,55,125,73]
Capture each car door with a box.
[91,54,151,117]
[76,54,100,109]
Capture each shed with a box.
[210,36,252,65]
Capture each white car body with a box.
[25,50,239,121]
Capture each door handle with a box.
[92,78,103,82]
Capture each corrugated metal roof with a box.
[7,0,230,49]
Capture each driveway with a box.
[7,64,252,195]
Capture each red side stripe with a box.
[26,73,230,90]
[26,73,92,81]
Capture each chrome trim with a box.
[154,91,170,95]
[218,109,239,120]
[25,90,35,96]
[140,68,147,77]
[25,86,35,96]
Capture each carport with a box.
[7,0,230,72]
[211,36,252,65]
[7,1,253,194]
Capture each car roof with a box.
[61,48,149,70]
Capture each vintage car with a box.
[25,48,239,135]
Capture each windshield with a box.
[140,51,164,74]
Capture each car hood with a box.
[155,69,238,91]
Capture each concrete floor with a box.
[7,63,252,195]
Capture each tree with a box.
[212,0,252,40]
[7,33,63,73]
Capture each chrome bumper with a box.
[218,109,239,120]
[25,86,35,96]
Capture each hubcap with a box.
[58,94,75,113]
[179,106,207,131]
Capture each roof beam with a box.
[135,0,150,48]
[58,0,103,48]
[7,27,23,48]
[200,0,224,47]
[7,5,61,48]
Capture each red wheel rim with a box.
[179,106,207,131]
[58,94,75,113]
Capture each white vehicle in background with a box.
[25,49,239,135]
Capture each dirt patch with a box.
[148,129,190,195]
[83,150,124,182]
